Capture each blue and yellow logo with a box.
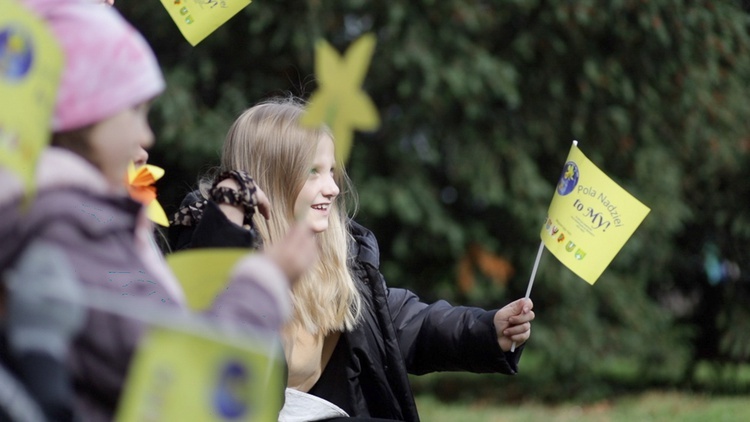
[0,26,34,81]
[556,161,579,196]
[213,360,253,420]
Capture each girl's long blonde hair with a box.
[221,97,361,334]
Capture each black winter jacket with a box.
[168,193,524,421]
[307,221,522,421]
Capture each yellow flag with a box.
[166,248,250,311]
[160,0,251,46]
[0,1,63,198]
[541,142,650,284]
[116,323,284,421]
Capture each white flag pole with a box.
[510,240,545,352]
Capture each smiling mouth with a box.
[311,204,330,211]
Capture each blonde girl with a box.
[177,96,535,421]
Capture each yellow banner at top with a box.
[0,1,63,197]
[541,142,650,285]
[160,0,251,46]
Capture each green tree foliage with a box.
[118,0,750,398]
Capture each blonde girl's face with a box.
[294,135,340,233]
[88,102,153,189]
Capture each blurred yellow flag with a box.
[116,323,284,421]
[160,0,251,46]
[541,142,650,284]
[166,248,250,311]
[0,1,62,197]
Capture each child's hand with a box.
[215,178,272,224]
[493,298,534,352]
[254,187,271,220]
[265,223,317,287]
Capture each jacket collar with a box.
[348,220,380,268]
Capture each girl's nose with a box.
[133,146,149,168]
[323,175,340,198]
[140,125,155,150]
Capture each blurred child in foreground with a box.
[0,1,316,419]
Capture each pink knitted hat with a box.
[23,0,165,131]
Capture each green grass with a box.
[415,391,750,422]
[410,354,750,420]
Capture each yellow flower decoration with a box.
[126,162,169,227]
[300,33,380,164]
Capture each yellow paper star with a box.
[300,33,380,164]
[126,161,169,227]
